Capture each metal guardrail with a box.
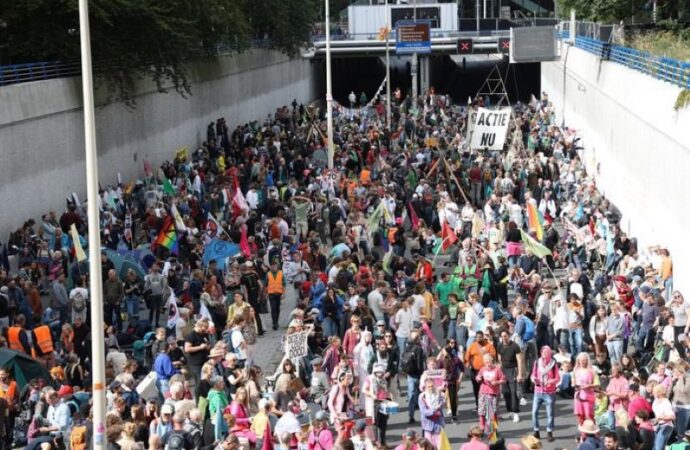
[562,35,690,89]
[311,29,511,42]
[0,61,82,87]
[0,38,275,88]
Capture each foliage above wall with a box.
[0,0,319,103]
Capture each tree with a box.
[0,0,318,103]
[557,0,635,22]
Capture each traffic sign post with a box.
[395,20,431,55]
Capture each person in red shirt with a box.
[627,383,652,421]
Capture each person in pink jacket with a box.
[476,354,506,438]
[226,386,257,445]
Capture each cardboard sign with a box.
[425,369,447,389]
[286,331,309,360]
[469,107,512,151]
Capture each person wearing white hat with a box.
[576,419,601,450]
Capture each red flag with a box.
[261,421,274,450]
[240,224,251,257]
[232,188,249,219]
[143,159,153,177]
[408,202,420,231]
[441,220,458,251]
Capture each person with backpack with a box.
[530,345,560,442]
[162,413,193,450]
[69,277,89,324]
[513,305,538,394]
[307,410,333,450]
[145,264,168,328]
[402,331,426,425]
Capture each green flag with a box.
[162,178,176,196]
[382,248,393,275]
[366,202,385,240]
[520,229,552,259]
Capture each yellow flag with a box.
[175,147,189,161]
[471,213,485,238]
[70,224,87,262]
[439,429,451,450]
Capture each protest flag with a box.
[527,202,545,241]
[520,229,552,258]
[153,216,179,254]
[70,224,87,262]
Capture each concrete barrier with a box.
[542,43,690,293]
[0,50,319,237]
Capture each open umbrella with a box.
[102,248,126,277]
[0,349,53,390]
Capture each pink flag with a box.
[408,202,420,231]
[240,224,251,257]
[143,159,153,177]
[261,421,274,450]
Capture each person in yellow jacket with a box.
[266,260,285,331]
[32,321,56,368]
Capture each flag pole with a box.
[78,1,107,450]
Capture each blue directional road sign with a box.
[396,20,432,55]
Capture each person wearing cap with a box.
[363,362,391,444]
[310,357,330,407]
[307,410,333,450]
[394,429,420,450]
[350,419,375,450]
[151,403,174,438]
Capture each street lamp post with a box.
[325,0,334,169]
[385,4,392,130]
[77,1,107,450]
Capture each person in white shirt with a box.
[230,315,248,365]
[394,297,414,353]
[367,282,386,322]
[550,295,571,350]
[245,187,259,210]
[508,198,523,227]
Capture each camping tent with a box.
[0,349,53,390]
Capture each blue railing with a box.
[0,38,276,88]
[567,35,690,89]
[0,60,82,87]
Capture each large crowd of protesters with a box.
[0,86,681,450]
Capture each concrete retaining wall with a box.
[0,50,318,236]
[541,43,690,293]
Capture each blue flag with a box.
[202,239,240,269]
